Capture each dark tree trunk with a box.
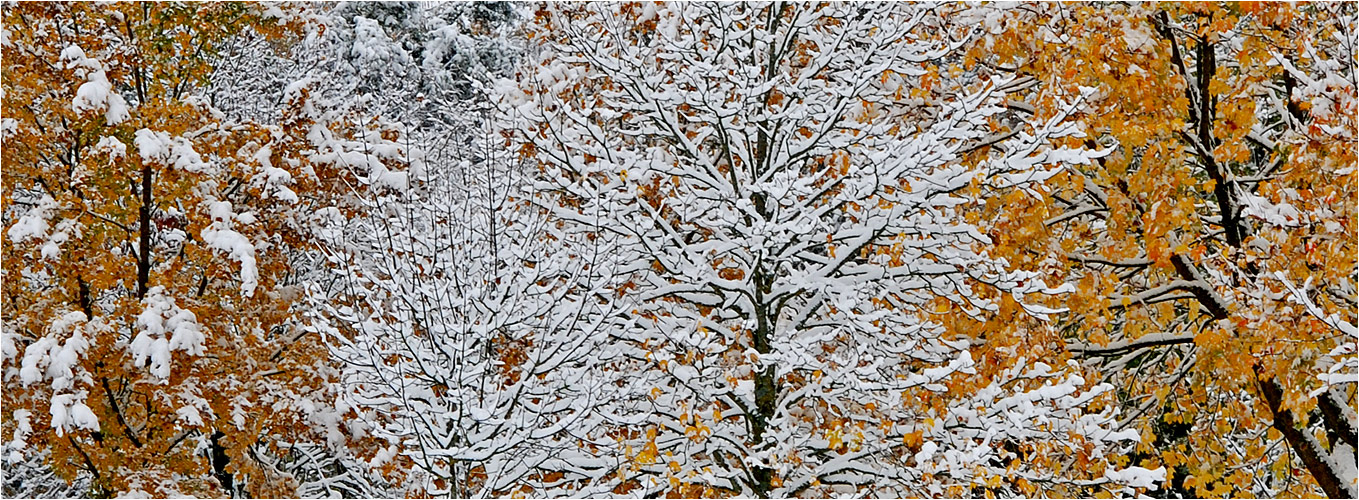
[1257,373,1356,499]
[136,163,152,299]
[210,431,236,497]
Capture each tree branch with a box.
[1067,333,1196,358]
[1256,372,1357,499]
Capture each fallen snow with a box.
[251,145,300,203]
[199,201,260,297]
[132,287,207,379]
[7,195,57,244]
[61,45,129,125]
[175,405,204,428]
[1105,465,1166,489]
[19,312,91,392]
[49,393,99,436]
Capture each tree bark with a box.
[210,431,235,497]
[136,163,152,299]
[1318,388,1358,452]
[1257,373,1356,499]
[749,281,777,498]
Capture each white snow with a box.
[1105,466,1166,489]
[132,287,207,379]
[1302,424,1359,498]
[914,440,938,466]
[135,128,174,162]
[95,135,127,160]
[7,195,57,244]
[175,405,204,427]
[1332,442,1359,495]
[1121,20,1155,52]
[61,45,129,125]
[350,17,410,69]
[49,393,99,436]
[19,312,91,392]
[251,145,300,203]
[0,118,16,139]
[134,128,209,172]
[5,409,33,461]
[199,201,260,297]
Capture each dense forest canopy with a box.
[2,2,1355,498]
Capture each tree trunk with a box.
[136,163,152,299]
[210,431,235,497]
[749,298,777,498]
[1257,373,1357,499]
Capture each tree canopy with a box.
[3,2,1354,498]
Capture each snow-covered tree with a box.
[216,2,626,496]
[1,448,90,499]
[1,3,356,497]
[211,1,522,130]
[7,2,1348,498]
[306,110,630,496]
[980,2,1357,497]
[505,3,1162,497]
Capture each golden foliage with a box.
[2,3,359,497]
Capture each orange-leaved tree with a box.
[977,2,1356,497]
[2,3,358,497]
